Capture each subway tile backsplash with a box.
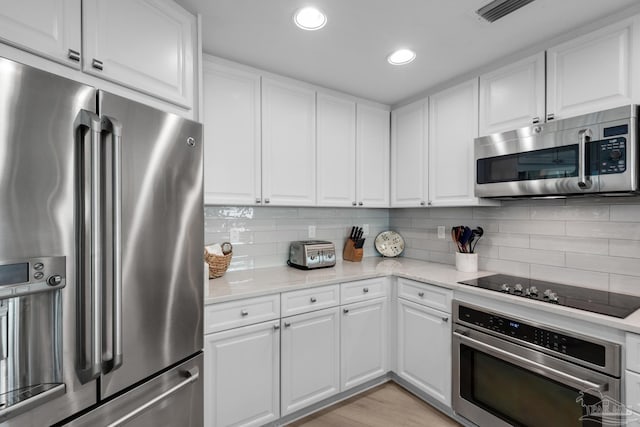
[204,198,640,296]
[204,206,389,271]
[390,198,640,296]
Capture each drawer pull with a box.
[284,322,291,328]
[418,292,425,297]
[363,288,369,293]
[442,317,449,323]
[240,310,249,316]
[92,58,104,70]
[310,297,317,303]
[343,309,349,314]
[273,324,280,330]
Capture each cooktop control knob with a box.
[513,284,523,294]
[529,286,539,296]
[500,283,510,293]
[47,274,62,287]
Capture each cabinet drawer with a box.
[341,277,388,305]
[281,285,340,317]
[204,294,280,334]
[397,278,452,313]
[627,370,640,413]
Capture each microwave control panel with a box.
[592,137,626,175]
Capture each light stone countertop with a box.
[205,257,640,334]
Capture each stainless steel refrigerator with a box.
[0,56,203,426]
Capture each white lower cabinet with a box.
[281,307,341,416]
[396,297,451,406]
[341,297,388,390]
[204,320,280,427]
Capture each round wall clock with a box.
[374,231,405,257]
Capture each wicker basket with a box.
[204,250,232,279]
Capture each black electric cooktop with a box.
[458,274,640,318]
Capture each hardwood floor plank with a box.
[287,382,460,427]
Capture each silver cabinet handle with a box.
[68,49,80,62]
[106,368,199,427]
[547,113,555,121]
[420,201,426,206]
[352,201,357,206]
[363,288,369,293]
[310,297,317,303]
[358,202,363,206]
[75,109,103,384]
[343,309,349,314]
[255,198,261,204]
[284,322,291,328]
[273,324,280,330]
[428,201,432,206]
[532,116,540,124]
[101,116,123,374]
[241,309,249,316]
[418,292,425,297]
[442,317,449,322]
[264,198,270,204]
[577,129,593,190]
[92,58,104,70]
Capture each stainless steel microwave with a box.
[474,105,639,198]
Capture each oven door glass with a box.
[460,344,602,426]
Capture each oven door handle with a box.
[453,331,608,393]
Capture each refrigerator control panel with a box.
[0,256,66,298]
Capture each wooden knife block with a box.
[343,239,363,262]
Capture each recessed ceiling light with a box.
[293,7,327,31]
[387,49,416,65]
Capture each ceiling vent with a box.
[476,0,536,22]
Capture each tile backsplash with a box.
[390,198,640,296]
[205,198,640,296]
[204,206,389,271]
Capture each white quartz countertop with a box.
[205,257,640,334]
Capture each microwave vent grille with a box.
[476,0,536,22]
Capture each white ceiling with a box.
[177,0,640,105]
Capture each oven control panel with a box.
[458,305,606,367]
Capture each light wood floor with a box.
[286,382,461,427]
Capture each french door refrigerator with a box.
[0,56,204,426]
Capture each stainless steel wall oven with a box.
[452,301,623,427]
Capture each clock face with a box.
[374,231,405,257]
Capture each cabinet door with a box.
[341,298,388,391]
[547,16,640,120]
[262,78,316,206]
[82,0,195,108]
[202,61,261,205]
[396,298,451,407]
[316,93,357,207]
[390,100,428,207]
[357,104,390,207]
[281,307,340,416]
[479,52,545,136]
[429,78,484,207]
[0,0,81,68]
[204,320,280,427]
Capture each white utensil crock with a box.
[456,252,478,273]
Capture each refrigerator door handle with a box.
[101,116,123,374]
[105,367,199,427]
[75,109,103,384]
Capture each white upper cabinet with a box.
[429,78,491,207]
[262,77,316,206]
[82,0,195,108]
[390,99,428,207]
[0,0,81,68]
[356,104,390,208]
[479,52,545,136]
[202,60,261,206]
[547,16,640,120]
[316,93,357,207]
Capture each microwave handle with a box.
[578,129,593,190]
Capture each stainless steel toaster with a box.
[288,240,336,270]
